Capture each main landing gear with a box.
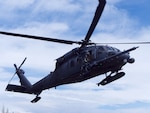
[97,72,125,86]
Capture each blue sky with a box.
[116,0,150,26]
[0,0,150,113]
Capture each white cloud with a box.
[32,0,81,13]
[0,0,34,20]
[0,0,34,10]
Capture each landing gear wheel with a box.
[31,95,41,103]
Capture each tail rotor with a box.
[8,57,27,84]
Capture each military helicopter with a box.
[0,0,144,103]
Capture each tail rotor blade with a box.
[8,65,17,84]
[14,64,17,70]
[8,74,16,84]
[19,57,27,69]
[8,57,27,84]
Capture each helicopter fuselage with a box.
[30,45,135,94]
[54,45,127,83]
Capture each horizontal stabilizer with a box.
[6,84,32,94]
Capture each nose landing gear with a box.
[97,72,125,86]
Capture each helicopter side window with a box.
[84,51,92,63]
[77,57,82,63]
[70,60,75,67]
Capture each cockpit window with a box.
[98,46,105,51]
[104,46,112,50]
[104,46,120,52]
[114,48,120,52]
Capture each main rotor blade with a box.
[82,0,106,46]
[0,31,82,45]
[96,42,150,45]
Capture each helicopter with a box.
[0,0,141,103]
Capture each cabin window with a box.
[84,51,92,62]
[70,60,74,67]
[77,57,82,63]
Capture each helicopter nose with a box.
[122,53,135,64]
[122,53,129,63]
